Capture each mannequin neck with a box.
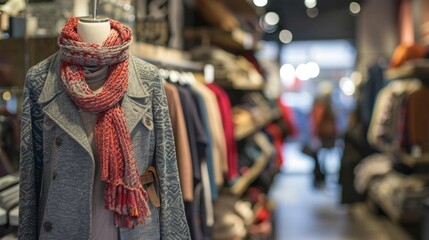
[77,19,111,45]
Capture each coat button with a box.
[43,222,52,232]
[55,137,62,146]
[45,119,53,126]
[145,119,152,127]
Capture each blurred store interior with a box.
[0,0,429,239]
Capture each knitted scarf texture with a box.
[58,17,149,228]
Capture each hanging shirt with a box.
[206,83,238,182]
[176,85,211,239]
[163,82,193,201]
[190,81,226,188]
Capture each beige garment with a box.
[80,66,118,240]
[191,78,227,186]
[163,82,193,201]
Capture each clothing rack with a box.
[360,63,429,239]
[130,42,204,72]
[140,56,204,72]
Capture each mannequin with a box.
[19,13,190,240]
[77,16,117,240]
[77,0,110,45]
[77,16,110,45]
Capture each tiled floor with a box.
[270,174,413,240]
[270,142,413,240]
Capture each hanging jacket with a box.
[19,52,191,240]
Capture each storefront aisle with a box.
[269,174,413,240]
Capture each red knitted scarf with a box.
[58,17,149,228]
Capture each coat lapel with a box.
[38,52,93,157]
[122,56,150,132]
[43,92,93,157]
[37,52,150,157]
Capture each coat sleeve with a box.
[152,73,191,239]
[18,72,43,240]
[18,54,56,239]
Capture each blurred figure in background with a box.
[304,89,337,187]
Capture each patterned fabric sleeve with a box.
[149,68,191,239]
[18,58,50,240]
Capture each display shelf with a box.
[8,206,18,226]
[0,207,6,226]
[230,133,274,196]
[136,55,204,72]
[385,60,429,80]
[219,79,264,91]
[183,28,260,52]
[234,108,281,141]
[0,233,17,240]
[229,152,270,196]
[130,42,204,71]
[399,153,429,167]
[0,175,18,192]
[368,185,422,224]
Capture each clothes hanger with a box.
[169,70,181,84]
[186,72,197,84]
[159,68,170,82]
[178,72,189,85]
[204,64,214,84]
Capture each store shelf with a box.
[368,189,422,224]
[0,207,6,226]
[183,28,260,52]
[0,233,17,240]
[130,42,204,71]
[218,80,265,91]
[229,152,270,196]
[8,206,18,226]
[399,153,429,167]
[234,108,281,141]
[385,60,429,80]
[137,55,204,72]
[230,133,274,196]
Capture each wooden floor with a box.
[270,174,413,240]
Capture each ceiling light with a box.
[340,77,356,96]
[280,64,295,87]
[306,62,320,78]
[304,0,317,9]
[296,64,310,81]
[349,2,361,15]
[279,30,293,44]
[306,7,319,18]
[2,91,11,101]
[264,12,280,26]
[253,0,268,7]
[260,17,277,33]
[263,24,277,33]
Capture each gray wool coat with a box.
[18,52,191,239]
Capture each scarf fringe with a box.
[105,182,151,228]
